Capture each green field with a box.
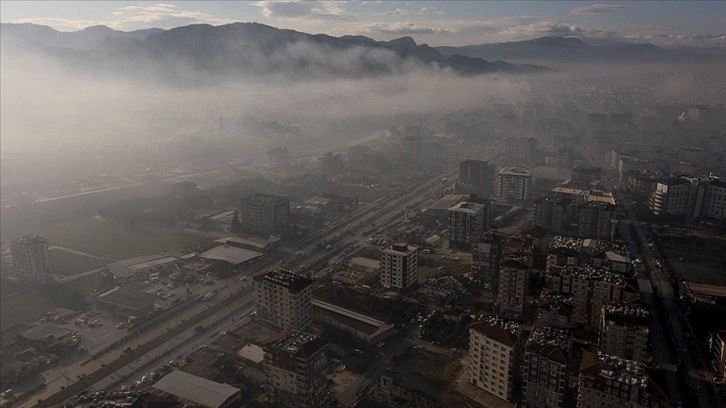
[14,217,212,260]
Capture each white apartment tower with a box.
[468,317,521,401]
[254,269,314,330]
[379,243,418,289]
[11,234,49,283]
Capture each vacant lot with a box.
[13,217,211,260]
[49,249,108,276]
[657,234,726,284]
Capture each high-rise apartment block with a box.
[239,193,290,234]
[11,234,49,283]
[534,197,572,235]
[457,160,495,198]
[468,317,521,401]
[254,269,313,330]
[548,266,632,330]
[498,235,534,316]
[448,201,488,250]
[379,243,418,289]
[505,137,537,162]
[649,176,726,220]
[577,201,616,240]
[495,168,532,202]
[577,352,669,408]
[472,231,503,288]
[263,330,328,408]
[570,166,602,189]
[521,326,573,408]
[599,304,650,363]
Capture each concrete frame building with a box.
[448,201,488,250]
[471,231,503,288]
[498,258,531,316]
[521,326,572,408]
[649,176,726,220]
[457,160,495,198]
[495,168,532,202]
[239,193,290,234]
[10,234,49,283]
[505,137,537,163]
[577,201,616,240]
[379,243,418,290]
[577,352,669,408]
[254,269,314,330]
[263,330,328,408]
[599,304,650,363]
[468,317,521,401]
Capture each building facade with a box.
[254,270,313,330]
[468,317,521,401]
[649,176,726,220]
[457,160,495,198]
[239,193,291,234]
[471,231,503,288]
[577,352,669,408]
[577,201,616,240]
[495,168,532,202]
[599,304,650,363]
[379,243,418,289]
[521,326,572,408]
[263,330,328,408]
[448,201,488,250]
[498,258,530,316]
[10,234,49,283]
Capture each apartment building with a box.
[498,235,534,316]
[495,168,532,202]
[546,236,582,273]
[10,234,49,283]
[577,351,669,408]
[599,304,650,363]
[649,175,726,220]
[254,269,314,330]
[263,330,328,408]
[534,196,573,235]
[471,231,503,288]
[448,201,489,250]
[537,291,575,328]
[457,160,495,198]
[468,317,521,401]
[577,201,616,240]
[548,265,633,330]
[521,326,573,408]
[505,137,537,163]
[239,193,290,234]
[379,243,418,289]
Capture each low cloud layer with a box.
[569,4,631,15]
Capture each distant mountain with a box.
[0,23,165,49]
[436,36,722,63]
[0,22,547,82]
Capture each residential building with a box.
[379,243,418,289]
[468,317,521,401]
[649,175,726,220]
[577,201,616,240]
[448,201,489,249]
[570,166,602,189]
[263,330,328,408]
[239,193,290,234]
[498,235,534,316]
[254,269,313,330]
[10,234,49,283]
[537,291,575,328]
[548,265,632,330]
[495,168,532,202]
[521,326,573,408]
[457,160,495,198]
[546,236,582,273]
[471,231,503,288]
[599,304,650,363]
[505,137,537,162]
[534,197,573,235]
[577,351,669,408]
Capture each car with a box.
[122,346,132,354]
[376,342,385,348]
[116,322,125,329]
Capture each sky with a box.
[1,1,725,48]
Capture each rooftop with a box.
[253,269,313,293]
[470,316,520,347]
[151,370,240,408]
[561,265,626,285]
[382,242,418,256]
[579,351,649,387]
[603,304,650,325]
[428,194,469,211]
[20,323,72,342]
[214,234,279,250]
[199,245,264,265]
[448,201,486,214]
[549,236,582,253]
[264,330,326,357]
[12,234,49,246]
[349,257,380,271]
[527,326,571,349]
[312,298,394,337]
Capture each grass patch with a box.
[0,290,56,331]
[16,217,211,260]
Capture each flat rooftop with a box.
[382,243,418,256]
[97,286,157,309]
[254,269,313,293]
[448,201,486,214]
[20,323,72,342]
[312,298,394,337]
[199,245,264,265]
[428,194,469,211]
[151,370,240,408]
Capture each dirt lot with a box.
[657,234,726,284]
